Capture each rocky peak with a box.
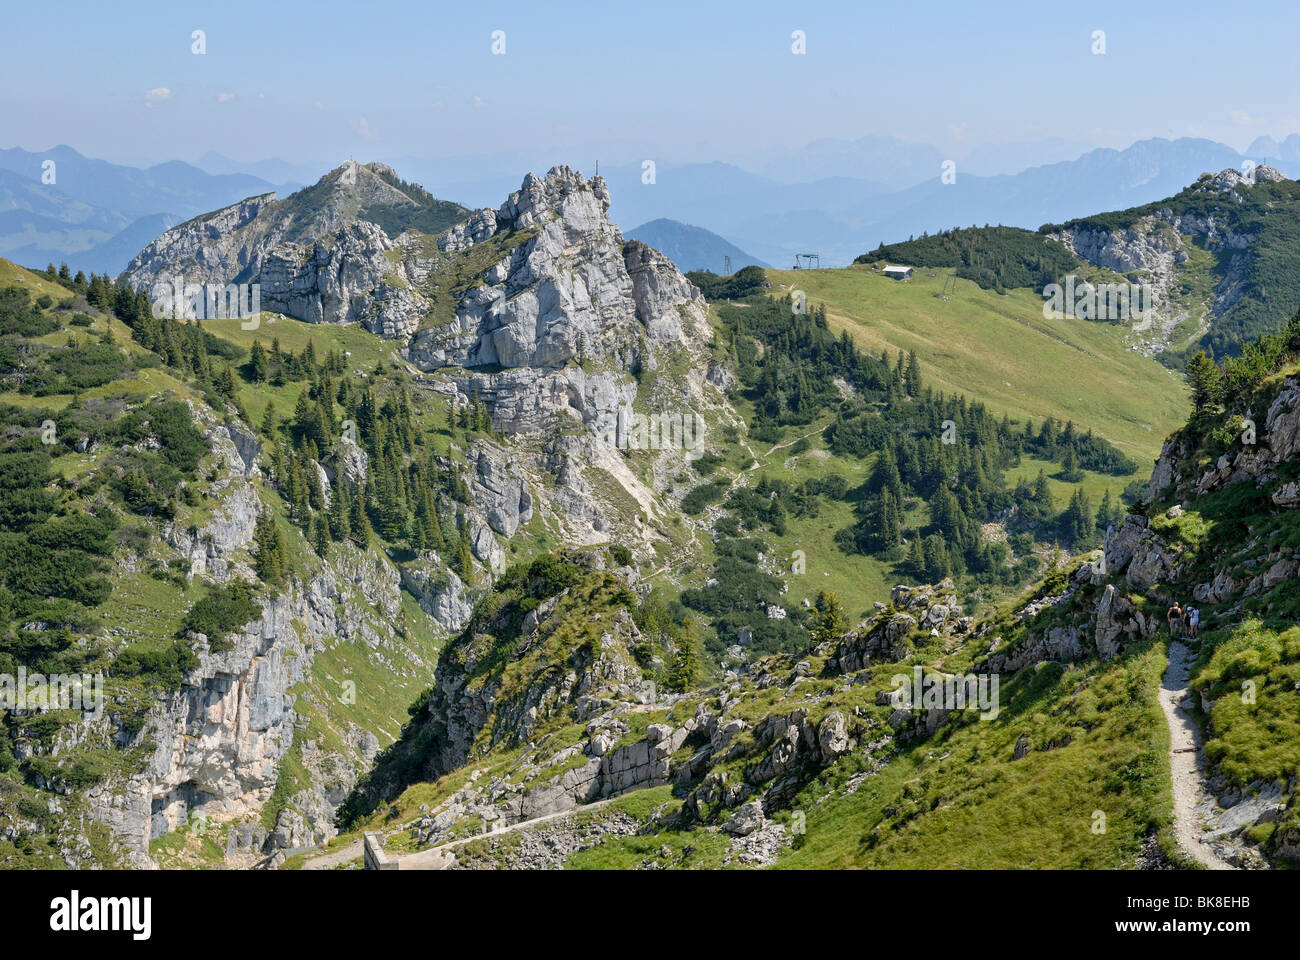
[119,160,469,338]
[1192,164,1287,196]
[497,165,611,231]
[408,164,710,437]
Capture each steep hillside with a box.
[852,166,1300,366]
[758,264,1187,464]
[0,260,463,868]
[0,163,741,868]
[327,317,1300,871]
[1047,165,1300,360]
[120,161,470,339]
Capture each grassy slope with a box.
[0,259,79,302]
[347,592,1177,870]
[0,266,462,861]
[764,265,1187,464]
[772,639,1173,868]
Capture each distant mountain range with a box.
[194,151,321,188]
[0,145,296,274]
[7,135,1300,277]
[604,138,1300,267]
[626,218,770,273]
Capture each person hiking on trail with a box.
[1167,601,1184,639]
[1187,605,1200,640]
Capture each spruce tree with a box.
[809,591,848,645]
[329,480,351,542]
[666,618,701,691]
[349,483,372,544]
[1060,448,1082,482]
[247,340,267,382]
[312,514,329,556]
[261,402,277,438]
[907,536,926,577]
[1185,350,1223,415]
[253,511,287,585]
[905,350,922,396]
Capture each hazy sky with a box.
[3,0,1296,171]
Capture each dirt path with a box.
[761,425,827,459]
[299,837,364,871]
[393,796,624,870]
[1158,639,1238,870]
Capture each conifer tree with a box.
[1185,350,1224,415]
[312,513,330,556]
[907,536,926,577]
[349,483,372,544]
[329,480,351,542]
[253,511,287,585]
[809,591,848,645]
[666,618,701,691]
[247,340,267,382]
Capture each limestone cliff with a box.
[1047,165,1288,355]
[119,162,469,340]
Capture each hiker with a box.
[1167,601,1184,639]
[1187,605,1200,640]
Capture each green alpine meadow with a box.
[0,11,1296,935]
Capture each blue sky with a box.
[2,0,1296,171]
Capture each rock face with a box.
[119,161,469,340]
[103,569,338,855]
[126,159,731,557]
[410,167,728,552]
[1048,166,1288,355]
[62,393,454,867]
[84,530,413,866]
[834,579,969,672]
[408,165,711,440]
[1151,377,1300,504]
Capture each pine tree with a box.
[247,340,267,383]
[809,591,848,645]
[349,483,372,544]
[252,511,287,585]
[666,618,701,691]
[1185,350,1224,415]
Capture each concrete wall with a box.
[363,831,398,871]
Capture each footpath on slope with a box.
[299,837,363,871]
[1158,637,1242,870]
[393,795,625,870]
[296,796,627,871]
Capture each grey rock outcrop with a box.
[407,166,712,441]
[1048,167,1289,355]
[120,161,468,341]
